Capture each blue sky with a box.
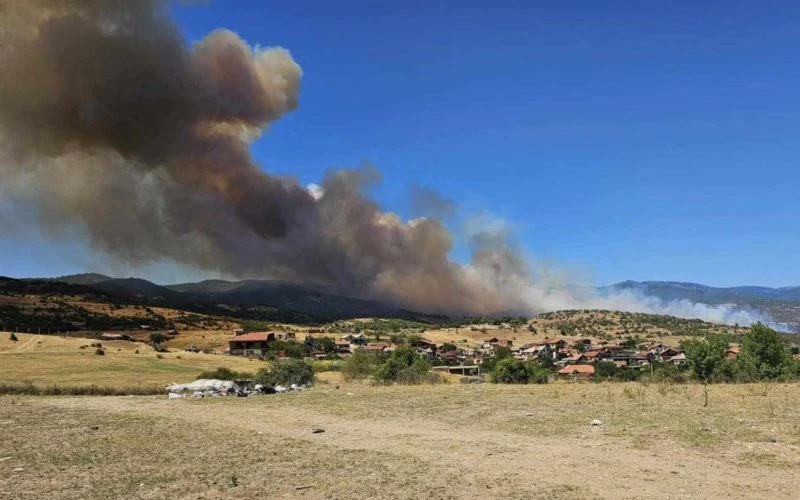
[3,0,800,286]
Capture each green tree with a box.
[9,332,18,342]
[341,350,378,381]
[256,358,314,387]
[595,361,618,379]
[525,362,552,384]
[149,332,169,345]
[492,358,529,383]
[269,340,309,359]
[149,332,169,352]
[684,334,728,406]
[315,336,336,354]
[739,323,790,380]
[373,347,432,384]
[440,342,457,352]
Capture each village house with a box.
[657,347,682,360]
[334,339,352,356]
[667,352,688,367]
[558,364,596,380]
[228,332,275,357]
[560,352,587,365]
[363,342,391,354]
[341,333,367,346]
[482,338,514,351]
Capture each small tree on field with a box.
[149,332,169,349]
[739,323,790,380]
[492,358,529,383]
[341,350,378,381]
[256,358,314,387]
[684,334,728,407]
[10,332,18,342]
[373,347,433,384]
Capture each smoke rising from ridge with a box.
[0,0,766,325]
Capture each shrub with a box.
[268,340,310,359]
[256,358,315,387]
[341,350,378,381]
[94,347,105,356]
[197,367,253,380]
[373,347,435,385]
[526,362,552,384]
[595,361,618,380]
[149,332,169,345]
[9,332,18,342]
[491,358,551,384]
[491,358,529,384]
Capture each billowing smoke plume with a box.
[0,1,766,325]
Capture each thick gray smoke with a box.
[0,0,511,314]
[0,1,766,325]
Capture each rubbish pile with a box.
[165,379,310,398]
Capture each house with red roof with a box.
[557,364,596,380]
[228,332,275,357]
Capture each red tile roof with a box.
[558,364,596,375]
[229,332,273,342]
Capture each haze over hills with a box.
[607,281,800,331]
[608,280,800,303]
[34,274,449,324]
[40,273,800,331]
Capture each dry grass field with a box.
[0,333,261,388]
[1,382,799,499]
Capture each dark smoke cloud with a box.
[0,1,770,326]
[0,0,521,315]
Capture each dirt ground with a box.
[1,382,798,499]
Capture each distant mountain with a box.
[91,278,189,302]
[47,274,447,324]
[50,273,113,285]
[608,280,800,304]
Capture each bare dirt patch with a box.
[1,382,798,499]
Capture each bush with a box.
[595,361,618,380]
[526,362,552,384]
[256,358,315,387]
[341,351,378,381]
[491,358,551,384]
[197,367,253,381]
[491,358,529,384]
[373,347,435,384]
[94,347,105,356]
[9,332,18,342]
[149,332,169,345]
[268,340,310,359]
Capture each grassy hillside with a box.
[417,309,753,349]
[0,333,262,388]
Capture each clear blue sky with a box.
[3,0,800,286]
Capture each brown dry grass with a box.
[1,382,798,499]
[0,333,261,388]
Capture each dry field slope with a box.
[1,382,799,499]
[0,333,261,387]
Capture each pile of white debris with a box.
[165,379,310,399]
